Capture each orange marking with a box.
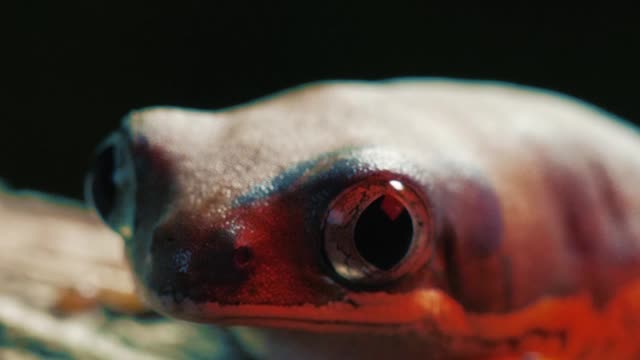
[434,279,640,359]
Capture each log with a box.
[0,184,245,359]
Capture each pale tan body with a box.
[118,80,640,359]
[127,80,640,306]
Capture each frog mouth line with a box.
[210,315,422,332]
[172,305,430,332]
[148,288,451,332]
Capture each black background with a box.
[4,3,639,199]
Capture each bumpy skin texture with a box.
[98,80,640,359]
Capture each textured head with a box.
[85,81,484,330]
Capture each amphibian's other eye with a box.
[323,177,433,287]
[85,133,136,238]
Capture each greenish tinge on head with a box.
[231,146,364,207]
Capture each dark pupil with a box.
[91,144,116,221]
[354,195,413,270]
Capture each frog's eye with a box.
[323,177,433,287]
[85,133,136,238]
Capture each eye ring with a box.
[322,175,434,286]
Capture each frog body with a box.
[88,79,640,359]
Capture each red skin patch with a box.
[229,196,343,306]
[146,192,344,308]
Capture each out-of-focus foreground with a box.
[0,185,244,359]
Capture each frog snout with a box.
[85,131,137,237]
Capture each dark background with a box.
[4,3,639,199]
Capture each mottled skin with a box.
[91,79,640,359]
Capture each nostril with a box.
[89,142,117,222]
[233,246,253,268]
[85,132,136,236]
